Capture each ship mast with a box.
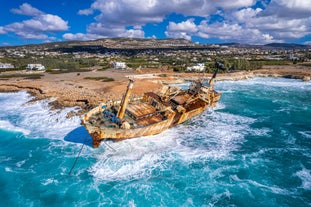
[117,79,134,119]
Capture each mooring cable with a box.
[68,140,86,176]
[103,140,117,152]
[68,138,117,175]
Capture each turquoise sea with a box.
[0,77,310,207]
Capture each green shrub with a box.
[84,76,115,82]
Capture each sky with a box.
[0,0,310,46]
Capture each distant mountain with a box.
[264,43,309,48]
[1,38,309,51]
[9,38,197,49]
[219,42,241,46]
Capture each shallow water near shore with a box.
[0,77,310,206]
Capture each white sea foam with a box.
[210,190,232,206]
[295,166,311,190]
[90,133,177,181]
[16,160,26,168]
[91,152,162,181]
[41,178,59,186]
[173,111,256,159]
[90,108,260,180]
[17,101,81,139]
[217,77,311,89]
[0,120,30,135]
[299,131,311,139]
[128,200,137,207]
[248,180,291,195]
[0,91,81,140]
[4,167,13,172]
[0,91,32,107]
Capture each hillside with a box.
[1,38,200,50]
[1,38,310,52]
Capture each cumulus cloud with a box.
[261,0,311,18]
[232,8,263,22]
[165,19,198,41]
[165,31,192,41]
[90,0,166,26]
[1,3,68,40]
[63,33,103,41]
[249,15,310,38]
[0,27,5,34]
[164,0,311,44]
[229,5,311,41]
[15,32,49,40]
[197,21,278,44]
[213,0,256,10]
[86,23,144,38]
[63,24,144,41]
[78,8,94,15]
[75,0,257,39]
[166,17,274,43]
[82,0,257,24]
[11,3,43,16]
[167,19,198,33]
[20,14,68,32]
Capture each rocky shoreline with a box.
[0,65,310,117]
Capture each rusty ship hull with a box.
[82,103,176,147]
[82,77,221,148]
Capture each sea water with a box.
[0,78,310,207]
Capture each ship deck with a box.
[86,100,167,129]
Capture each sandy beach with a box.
[0,65,310,116]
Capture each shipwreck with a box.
[82,70,221,148]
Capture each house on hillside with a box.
[26,64,45,71]
[113,62,127,69]
[0,62,14,69]
[186,63,205,72]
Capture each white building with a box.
[186,63,205,72]
[113,62,126,69]
[0,62,14,69]
[26,64,45,70]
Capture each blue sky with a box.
[0,0,310,46]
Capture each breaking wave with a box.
[0,91,81,140]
